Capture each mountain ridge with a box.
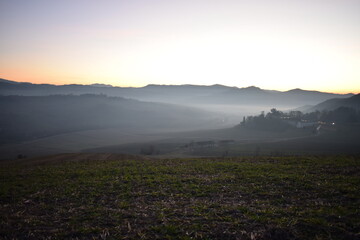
[1,78,354,95]
[0,78,354,108]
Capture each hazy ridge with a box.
[1,78,359,159]
[0,78,353,108]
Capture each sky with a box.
[0,0,359,93]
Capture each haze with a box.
[1,2,360,238]
[1,0,359,93]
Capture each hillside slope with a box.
[306,94,360,112]
[0,94,222,145]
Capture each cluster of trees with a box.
[313,107,360,124]
[240,107,360,131]
[239,108,292,131]
[294,107,360,124]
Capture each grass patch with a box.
[1,155,359,239]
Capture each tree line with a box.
[240,107,360,131]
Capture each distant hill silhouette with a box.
[90,83,113,88]
[305,94,360,112]
[0,78,353,108]
[0,78,23,84]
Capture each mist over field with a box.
[1,78,359,159]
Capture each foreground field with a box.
[1,154,359,239]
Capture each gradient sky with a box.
[0,0,359,93]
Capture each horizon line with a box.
[1,77,357,95]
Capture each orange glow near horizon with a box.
[1,72,358,95]
[1,1,359,94]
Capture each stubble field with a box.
[1,153,359,239]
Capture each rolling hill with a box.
[0,94,223,145]
[0,78,353,109]
[305,93,360,112]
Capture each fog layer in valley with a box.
[0,78,359,159]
